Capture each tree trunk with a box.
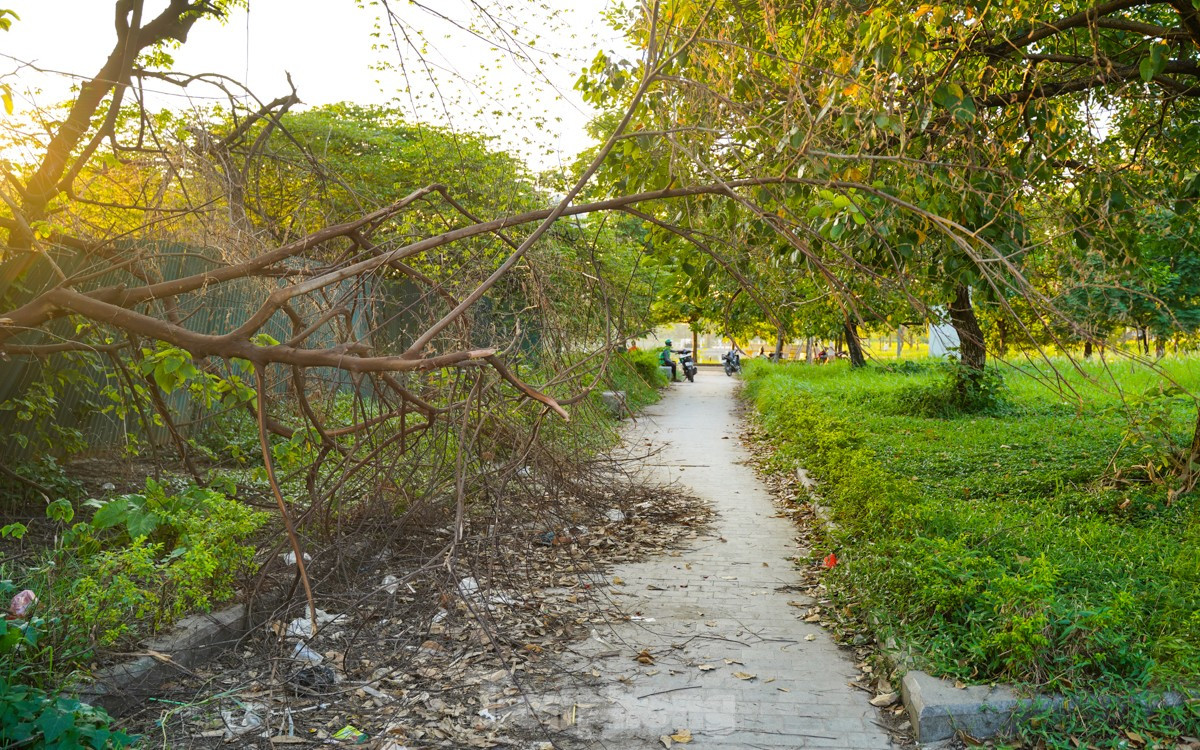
[806,337,814,364]
[1155,335,1165,359]
[948,282,986,371]
[774,325,785,361]
[1083,340,1093,359]
[844,320,866,368]
[692,330,699,361]
[896,326,904,358]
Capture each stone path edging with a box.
[78,601,270,713]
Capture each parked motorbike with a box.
[722,349,742,377]
[677,349,698,382]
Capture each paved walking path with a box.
[532,369,894,748]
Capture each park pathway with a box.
[530,368,894,749]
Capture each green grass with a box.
[742,357,1200,698]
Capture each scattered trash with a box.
[357,683,394,703]
[604,508,627,523]
[432,608,448,623]
[100,482,116,492]
[284,608,346,638]
[516,465,532,478]
[291,642,323,664]
[477,708,497,722]
[823,552,838,568]
[331,723,368,743]
[488,591,517,606]
[7,589,37,619]
[289,665,337,695]
[458,576,480,597]
[381,574,400,594]
[220,703,265,740]
[282,550,312,566]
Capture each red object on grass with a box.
[822,553,838,569]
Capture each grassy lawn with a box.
[742,357,1200,699]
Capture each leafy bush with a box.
[65,479,268,644]
[0,581,136,749]
[609,350,669,410]
[884,360,1012,418]
[10,479,267,658]
[0,680,135,749]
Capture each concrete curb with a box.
[900,669,1059,743]
[78,599,273,714]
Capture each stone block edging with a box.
[78,597,276,714]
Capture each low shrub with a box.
[0,580,136,749]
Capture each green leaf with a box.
[1140,43,1167,82]
[37,708,74,743]
[89,498,132,530]
[124,509,160,539]
[45,499,74,524]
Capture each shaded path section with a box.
[531,369,893,748]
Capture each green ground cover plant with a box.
[742,357,1200,702]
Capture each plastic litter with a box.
[290,642,323,664]
[100,482,116,492]
[604,508,627,523]
[457,576,479,597]
[282,550,312,566]
[381,574,400,595]
[332,724,368,743]
[284,608,346,638]
[289,665,337,695]
[477,708,497,722]
[220,703,265,740]
[7,589,37,619]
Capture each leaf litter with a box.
[120,473,713,748]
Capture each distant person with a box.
[659,339,678,381]
[817,348,829,364]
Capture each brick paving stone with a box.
[527,369,894,748]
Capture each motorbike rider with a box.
[659,339,679,382]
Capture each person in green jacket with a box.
[659,339,678,382]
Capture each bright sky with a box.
[0,0,637,171]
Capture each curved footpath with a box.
[531,368,894,748]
